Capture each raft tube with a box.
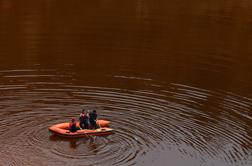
[49,120,114,138]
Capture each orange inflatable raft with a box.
[49,120,114,138]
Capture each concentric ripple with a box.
[0,69,251,166]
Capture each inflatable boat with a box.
[49,120,114,138]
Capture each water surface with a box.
[0,0,251,166]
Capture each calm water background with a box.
[0,0,251,166]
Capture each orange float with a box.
[49,120,114,138]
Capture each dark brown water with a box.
[0,0,251,165]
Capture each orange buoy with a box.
[48,120,114,138]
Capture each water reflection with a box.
[49,135,98,150]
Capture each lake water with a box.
[0,0,251,166]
